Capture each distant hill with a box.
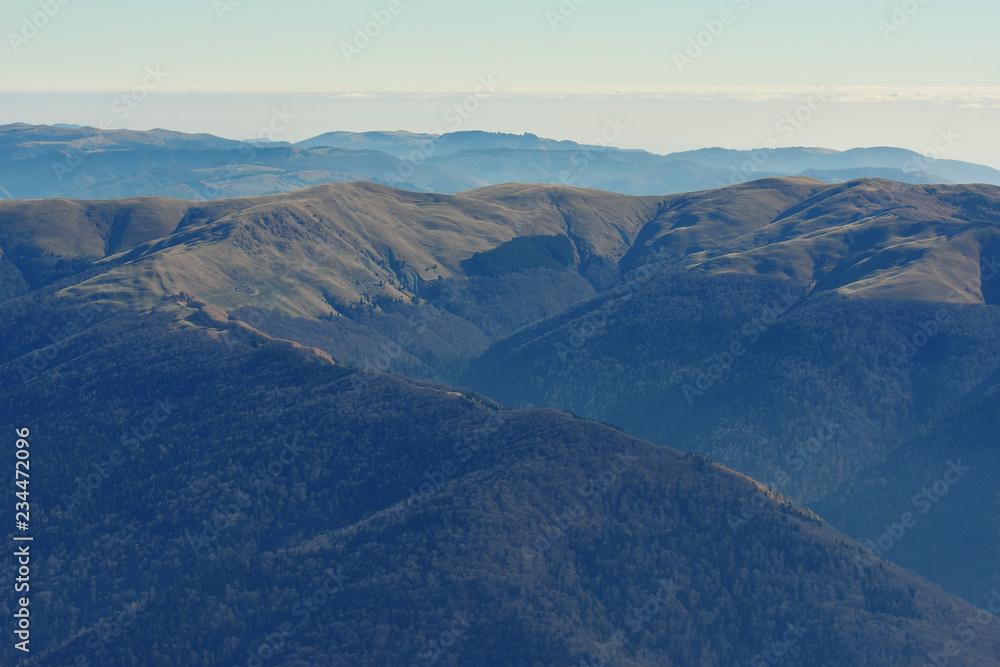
[294,129,437,154]
[671,146,1000,186]
[295,130,590,157]
[0,123,250,159]
[798,167,943,184]
[4,124,1000,201]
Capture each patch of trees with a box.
[461,234,575,277]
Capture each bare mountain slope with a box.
[1,182,662,318]
[5,177,1000,327]
[624,178,1000,304]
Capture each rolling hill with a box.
[0,181,659,316]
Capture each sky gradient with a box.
[3,0,999,165]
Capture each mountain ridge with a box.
[4,123,1000,202]
[3,297,1000,665]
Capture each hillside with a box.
[813,380,1000,604]
[3,297,1000,665]
[463,269,1000,489]
[620,178,1000,304]
[6,178,999,321]
[0,181,667,381]
[0,181,659,315]
[458,179,1000,605]
[4,177,1000,387]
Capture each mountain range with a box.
[4,123,1000,202]
[4,129,1000,663]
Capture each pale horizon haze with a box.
[3,0,1000,167]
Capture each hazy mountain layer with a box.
[4,124,1000,201]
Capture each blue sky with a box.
[3,0,1000,164]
